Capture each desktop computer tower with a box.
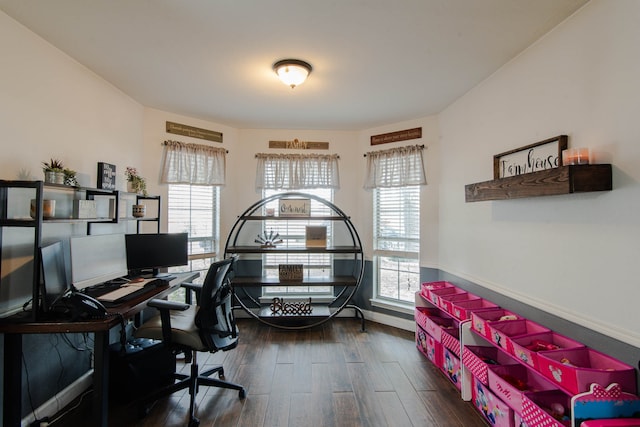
[109,337,175,402]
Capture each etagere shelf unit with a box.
[224,192,365,330]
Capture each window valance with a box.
[255,153,340,190]
[161,140,226,186]
[363,144,426,189]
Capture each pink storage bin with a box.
[441,326,460,356]
[451,298,499,321]
[522,390,571,427]
[511,332,585,370]
[442,347,462,389]
[472,375,515,427]
[462,345,519,386]
[537,348,637,395]
[420,281,455,302]
[422,312,455,342]
[439,292,480,316]
[416,325,442,368]
[471,308,521,339]
[514,412,530,427]
[488,364,558,415]
[430,287,467,309]
[414,306,441,331]
[487,319,550,355]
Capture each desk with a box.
[0,272,198,427]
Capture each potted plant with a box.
[63,168,78,187]
[125,166,148,196]
[42,159,65,184]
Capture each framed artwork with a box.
[97,162,117,190]
[493,135,568,179]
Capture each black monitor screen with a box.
[125,233,188,277]
[40,241,69,313]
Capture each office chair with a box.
[134,257,246,427]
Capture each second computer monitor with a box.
[125,233,188,278]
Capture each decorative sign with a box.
[279,264,303,282]
[269,139,329,150]
[494,135,568,179]
[270,297,313,315]
[166,121,223,143]
[305,226,327,247]
[279,198,310,217]
[371,127,422,145]
[97,162,116,190]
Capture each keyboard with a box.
[94,278,169,303]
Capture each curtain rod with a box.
[363,144,425,157]
[161,141,228,153]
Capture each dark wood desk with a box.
[0,272,198,427]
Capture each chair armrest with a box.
[181,282,203,304]
[147,299,190,311]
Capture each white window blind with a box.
[262,188,333,296]
[167,184,219,274]
[374,185,420,303]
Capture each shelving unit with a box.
[0,180,161,320]
[415,282,638,427]
[465,164,612,202]
[224,192,365,330]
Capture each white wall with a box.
[438,0,640,347]
[0,11,144,313]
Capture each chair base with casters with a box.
[134,257,246,427]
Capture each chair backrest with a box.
[194,257,238,352]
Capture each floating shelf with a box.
[465,164,612,202]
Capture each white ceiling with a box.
[0,0,589,131]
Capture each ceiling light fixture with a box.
[273,59,312,89]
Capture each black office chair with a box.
[134,257,246,427]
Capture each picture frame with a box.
[97,162,117,190]
[305,226,327,247]
[278,198,310,217]
[279,264,303,282]
[493,135,568,179]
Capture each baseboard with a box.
[21,370,93,427]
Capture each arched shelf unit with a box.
[224,192,365,330]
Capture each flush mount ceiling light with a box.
[273,59,312,89]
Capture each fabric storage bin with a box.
[414,306,441,331]
[441,325,461,356]
[537,348,637,395]
[514,412,530,427]
[471,308,521,339]
[422,312,455,342]
[442,347,462,389]
[439,291,479,315]
[431,287,467,309]
[420,281,455,302]
[451,298,499,321]
[472,374,515,427]
[488,364,558,415]
[522,390,572,427]
[511,332,585,370]
[416,325,442,368]
[463,345,518,386]
[487,319,550,355]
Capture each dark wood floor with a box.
[61,318,488,426]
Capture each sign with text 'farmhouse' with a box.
[493,135,568,179]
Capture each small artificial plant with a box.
[42,158,64,173]
[125,166,148,196]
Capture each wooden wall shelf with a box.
[465,164,612,202]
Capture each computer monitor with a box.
[69,234,128,291]
[125,233,188,278]
[39,241,70,313]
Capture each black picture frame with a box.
[97,162,116,190]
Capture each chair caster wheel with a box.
[189,417,200,427]
[239,388,246,399]
[219,368,225,379]
[138,404,151,419]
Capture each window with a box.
[373,185,420,303]
[262,188,334,296]
[167,184,220,275]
